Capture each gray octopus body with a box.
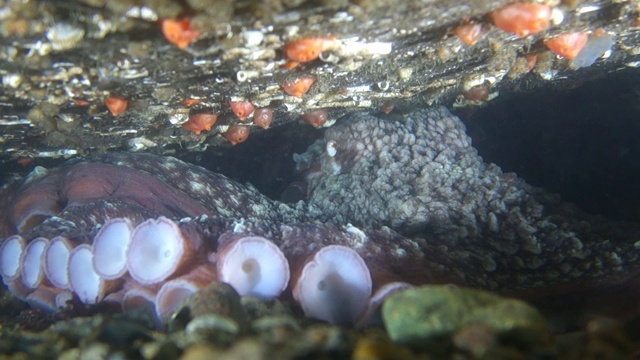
[300,107,640,291]
[1,107,639,322]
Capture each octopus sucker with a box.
[1,107,640,326]
[155,263,218,321]
[126,217,200,285]
[0,235,26,282]
[216,235,290,299]
[45,236,74,289]
[21,236,49,289]
[91,218,133,280]
[291,245,372,325]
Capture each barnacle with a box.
[490,3,552,37]
[182,113,217,135]
[545,32,588,60]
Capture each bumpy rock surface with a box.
[382,285,554,355]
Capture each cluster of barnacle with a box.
[452,2,615,104]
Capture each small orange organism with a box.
[229,100,255,121]
[253,107,273,129]
[223,125,250,145]
[161,18,200,49]
[17,157,33,167]
[455,23,483,46]
[302,109,328,128]
[182,113,217,135]
[526,54,537,71]
[380,100,395,114]
[490,3,552,37]
[181,98,202,107]
[545,32,588,59]
[281,76,316,98]
[104,97,128,116]
[284,37,337,62]
[463,84,490,102]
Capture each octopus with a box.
[1,107,640,326]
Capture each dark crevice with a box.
[455,70,640,222]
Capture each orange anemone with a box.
[455,23,483,46]
[229,100,255,121]
[223,125,250,145]
[490,3,552,37]
[303,109,328,128]
[253,107,274,129]
[545,32,588,60]
[182,113,217,135]
[281,77,316,98]
[161,18,200,49]
[104,97,128,117]
[284,37,337,63]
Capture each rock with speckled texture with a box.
[382,285,554,355]
[169,282,250,334]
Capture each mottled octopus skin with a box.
[2,107,640,317]
[0,153,301,240]
[300,107,640,291]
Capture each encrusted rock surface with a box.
[382,285,554,356]
[1,0,639,164]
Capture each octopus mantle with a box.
[1,107,639,324]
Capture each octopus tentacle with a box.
[1,107,640,326]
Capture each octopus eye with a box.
[229,100,255,121]
[545,32,588,60]
[223,125,250,145]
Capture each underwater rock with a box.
[168,282,249,334]
[382,285,554,355]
